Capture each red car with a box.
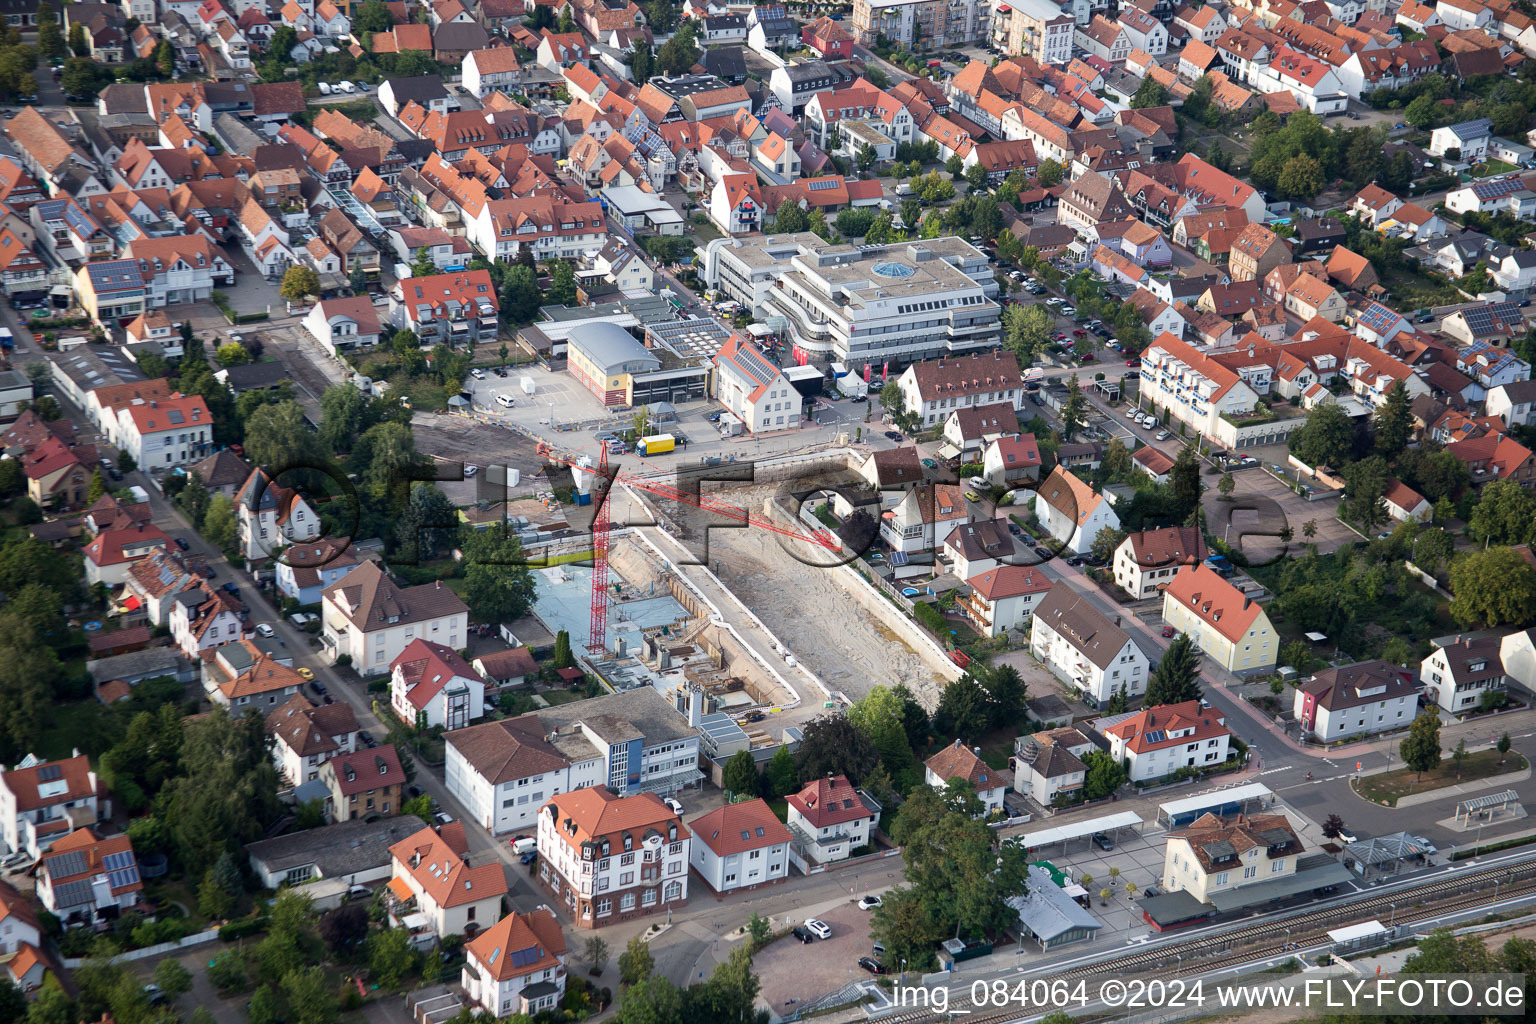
[1162,626,1176,638]
[1080,353,1095,362]
[1073,329,1087,337]
[1126,359,1140,367]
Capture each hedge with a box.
[219,916,269,941]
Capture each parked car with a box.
[1412,835,1437,855]
[1162,625,1176,638]
[1091,833,1114,851]
[792,926,815,944]
[471,368,485,379]
[1033,545,1053,560]
[311,681,328,696]
[407,785,423,799]
[964,490,981,502]
[495,394,514,408]
[174,536,190,550]
[1144,885,1159,897]
[520,851,538,865]
[804,919,832,940]
[1156,430,1171,441]
[858,894,883,910]
[664,797,684,817]
[358,730,376,747]
[884,431,903,441]
[255,623,275,638]
[434,812,454,826]
[296,667,314,681]
[1337,828,1359,844]
[858,957,886,975]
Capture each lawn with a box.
[765,797,788,822]
[538,688,586,706]
[1471,160,1518,177]
[1353,749,1528,807]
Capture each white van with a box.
[512,837,537,856]
[317,82,332,95]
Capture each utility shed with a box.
[1007,865,1103,949]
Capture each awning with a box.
[1208,861,1355,912]
[935,442,962,460]
[118,595,142,612]
[387,876,414,903]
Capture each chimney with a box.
[687,688,703,728]
[435,580,441,589]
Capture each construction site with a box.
[532,446,959,717]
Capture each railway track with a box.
[867,859,1536,1024]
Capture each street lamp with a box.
[1389,903,1397,928]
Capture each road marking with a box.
[1258,766,1292,775]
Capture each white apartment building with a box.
[444,688,702,836]
[265,695,359,787]
[536,789,690,929]
[1030,588,1148,707]
[1102,700,1233,783]
[114,394,213,470]
[390,640,486,732]
[687,798,793,894]
[896,350,1024,428]
[0,754,101,858]
[1113,527,1206,600]
[388,823,508,939]
[991,0,1075,64]
[1139,334,1263,444]
[697,233,1000,365]
[712,336,802,433]
[461,909,568,1018]
[1034,466,1120,557]
[852,0,988,49]
[1293,661,1419,742]
[1161,564,1279,677]
[235,468,320,564]
[959,563,1054,638]
[924,739,1008,816]
[321,562,469,676]
[1012,727,1095,808]
[785,774,878,867]
[1420,636,1506,714]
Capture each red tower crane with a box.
[588,445,611,653]
[536,441,839,656]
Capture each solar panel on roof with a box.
[736,348,777,387]
[108,866,140,889]
[807,179,839,191]
[102,851,135,872]
[51,879,94,908]
[47,849,88,878]
[509,946,542,969]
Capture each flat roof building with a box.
[696,232,1000,366]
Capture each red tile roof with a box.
[786,775,874,829]
[690,798,792,856]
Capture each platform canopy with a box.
[1208,860,1354,912]
[1011,811,1143,850]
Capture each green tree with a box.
[1467,479,1536,545]
[59,58,108,98]
[552,629,574,669]
[153,959,193,1001]
[1001,303,1053,363]
[795,714,879,785]
[722,749,757,798]
[983,664,1027,731]
[1130,77,1167,108]
[1341,454,1390,532]
[547,258,577,305]
[68,21,88,57]
[1090,526,1126,565]
[770,201,809,234]
[1037,158,1064,187]
[85,468,107,504]
[201,493,238,551]
[645,0,678,32]
[964,162,988,189]
[354,0,393,32]
[764,743,798,797]
[1170,446,1202,520]
[1146,633,1202,706]
[1217,473,1235,500]
[1289,403,1356,469]
[1276,153,1325,200]
[36,3,64,60]
[247,985,283,1024]
[932,676,991,743]
[656,22,700,76]
[1498,733,1512,763]
[206,952,247,995]
[1411,527,1455,573]
[366,928,416,990]
[614,976,682,1024]
[1404,92,1440,129]
[879,379,904,415]
[1400,710,1442,780]
[1321,813,1345,839]
[1061,374,1086,441]
[456,523,537,622]
[1081,749,1126,800]
[243,401,320,471]
[1374,378,1412,457]
[582,936,610,972]
[0,981,23,1024]
[1449,546,1536,628]
[631,40,654,84]
[215,342,250,367]
[500,264,543,324]
[279,265,320,303]
[618,935,654,985]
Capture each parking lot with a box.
[1203,451,1356,559]
[753,902,882,1012]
